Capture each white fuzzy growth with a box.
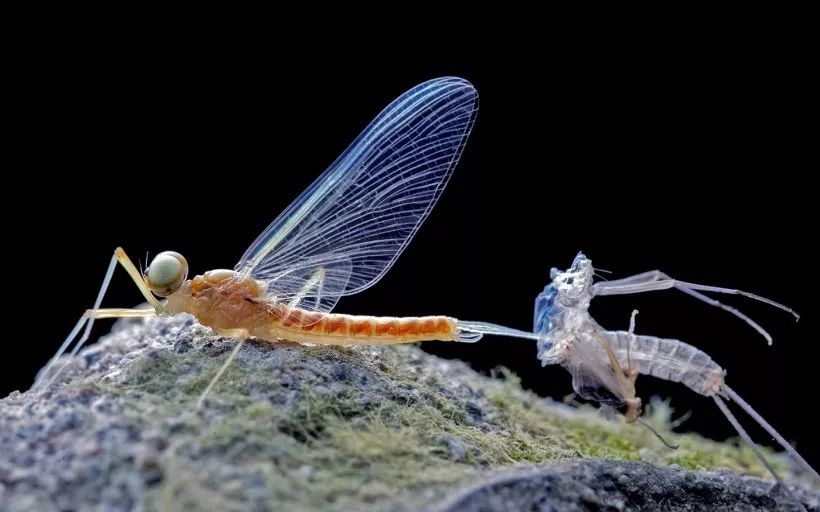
[148,253,182,286]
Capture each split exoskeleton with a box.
[522,254,816,492]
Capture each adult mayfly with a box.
[36,77,492,398]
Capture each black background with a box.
[4,39,816,468]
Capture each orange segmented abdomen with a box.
[421,317,454,337]
[349,319,374,337]
[395,318,420,336]
[252,298,459,344]
[321,315,351,335]
[369,315,457,341]
[373,318,398,337]
[279,307,324,329]
[283,312,458,342]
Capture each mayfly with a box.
[36,77,496,400]
[460,253,818,491]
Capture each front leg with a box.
[34,247,165,389]
[34,307,158,389]
[590,269,797,345]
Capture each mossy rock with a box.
[0,316,815,511]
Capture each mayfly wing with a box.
[564,333,629,404]
[236,77,478,318]
[569,366,625,408]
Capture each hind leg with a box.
[722,386,819,483]
[713,396,791,492]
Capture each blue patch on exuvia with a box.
[533,285,558,333]
[570,252,588,271]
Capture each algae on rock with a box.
[0,315,810,511]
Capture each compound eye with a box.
[144,251,188,296]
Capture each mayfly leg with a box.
[112,247,166,312]
[722,386,820,483]
[196,329,250,409]
[84,308,159,319]
[591,270,799,345]
[35,306,158,390]
[33,248,164,390]
[712,395,809,511]
[713,395,788,487]
[594,270,799,318]
[33,253,117,389]
[624,310,680,449]
[36,307,157,390]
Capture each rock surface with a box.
[0,315,816,511]
[436,460,818,512]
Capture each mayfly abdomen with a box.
[372,316,455,338]
[605,331,726,396]
[273,310,460,345]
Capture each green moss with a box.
[77,338,793,512]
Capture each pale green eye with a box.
[144,251,188,296]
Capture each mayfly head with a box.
[550,252,595,304]
[143,251,189,297]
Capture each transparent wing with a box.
[570,365,624,407]
[564,332,628,406]
[236,77,478,315]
